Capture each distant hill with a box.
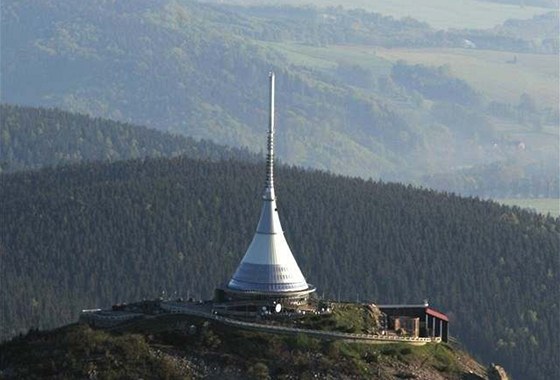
[1,156,558,379]
[0,319,495,379]
[421,159,560,199]
[2,0,557,188]
[0,104,257,172]
[481,0,557,8]
[205,0,556,30]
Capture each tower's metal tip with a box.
[265,71,275,200]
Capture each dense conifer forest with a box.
[1,156,558,379]
[1,2,558,378]
[0,104,257,173]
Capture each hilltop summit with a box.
[1,317,500,379]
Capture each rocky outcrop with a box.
[488,363,509,380]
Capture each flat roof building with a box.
[378,303,449,342]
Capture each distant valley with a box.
[1,0,558,196]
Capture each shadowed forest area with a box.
[1,156,558,379]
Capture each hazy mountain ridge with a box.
[5,102,556,199]
[1,156,558,379]
[479,0,557,9]
[2,0,557,188]
[0,104,258,172]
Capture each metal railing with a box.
[159,302,440,344]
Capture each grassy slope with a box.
[265,42,558,108]
[0,324,187,379]
[205,0,552,29]
[264,42,559,177]
[263,42,392,75]
[0,319,490,379]
[375,47,559,107]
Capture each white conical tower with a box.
[227,73,314,294]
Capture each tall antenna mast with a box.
[226,72,315,296]
[264,72,275,200]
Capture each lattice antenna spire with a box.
[264,71,275,200]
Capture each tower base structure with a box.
[213,285,317,319]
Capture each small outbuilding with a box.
[378,303,449,342]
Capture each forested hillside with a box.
[2,0,557,192]
[1,157,558,379]
[0,104,257,172]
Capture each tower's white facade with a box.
[227,73,315,296]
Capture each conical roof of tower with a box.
[227,73,313,294]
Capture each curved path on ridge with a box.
[161,303,440,345]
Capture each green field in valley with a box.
[263,42,392,74]
[497,198,560,217]
[375,47,559,107]
[265,41,559,166]
[265,42,558,108]
[207,0,553,29]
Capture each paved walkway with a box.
[161,302,440,345]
